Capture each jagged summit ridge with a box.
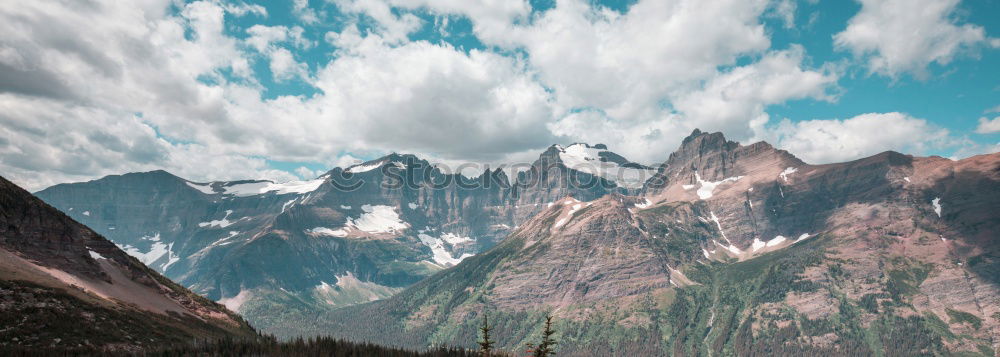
[33,129,1000,350]
[643,129,804,194]
[313,139,1000,356]
[534,142,656,189]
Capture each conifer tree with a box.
[529,314,557,357]
[478,312,494,356]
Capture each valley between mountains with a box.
[17,129,1000,355]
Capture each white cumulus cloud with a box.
[759,112,954,164]
[0,0,991,191]
[975,117,1000,134]
[834,0,989,78]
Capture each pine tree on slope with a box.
[478,312,495,357]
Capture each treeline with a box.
[149,336,474,357]
[0,313,559,357]
[0,336,473,357]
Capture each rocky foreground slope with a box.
[311,130,1000,356]
[0,176,256,351]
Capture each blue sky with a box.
[212,0,999,143]
[0,0,998,190]
[762,0,999,138]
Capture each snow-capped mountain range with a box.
[31,130,1000,356]
[33,143,650,331]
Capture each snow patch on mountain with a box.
[555,202,585,228]
[932,197,942,217]
[347,160,384,173]
[161,248,181,271]
[694,172,743,199]
[309,227,349,238]
[186,181,217,194]
[417,233,473,267]
[199,210,239,228]
[779,167,798,182]
[219,178,325,197]
[751,235,791,252]
[709,211,731,244]
[88,250,107,260]
[556,144,655,188]
[346,205,407,233]
[268,179,326,194]
[281,198,297,213]
[440,233,473,245]
[211,231,241,247]
[116,233,179,271]
[408,203,418,210]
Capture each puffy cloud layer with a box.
[0,0,273,190]
[496,0,774,121]
[0,0,555,190]
[0,0,992,191]
[976,117,1000,134]
[834,0,991,78]
[405,0,841,163]
[760,112,953,164]
[546,46,840,163]
[673,46,839,140]
[313,37,556,158]
[0,95,299,190]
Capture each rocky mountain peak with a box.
[535,144,566,166]
[643,129,804,194]
[342,152,434,175]
[670,130,739,164]
[527,143,656,190]
[109,169,187,185]
[315,143,1000,356]
[476,167,511,186]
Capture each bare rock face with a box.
[0,176,255,350]
[486,195,671,310]
[644,129,802,193]
[509,146,623,222]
